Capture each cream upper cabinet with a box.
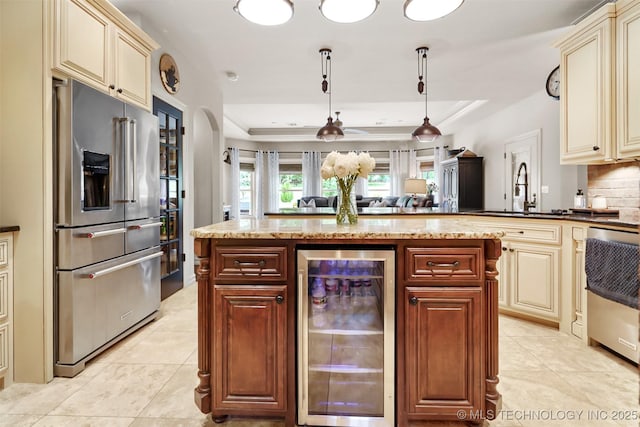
[555,0,640,163]
[616,0,640,158]
[555,4,616,164]
[113,27,152,108]
[52,0,158,110]
[53,0,111,91]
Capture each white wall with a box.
[452,90,586,210]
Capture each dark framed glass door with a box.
[153,97,184,300]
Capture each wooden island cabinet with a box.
[191,218,503,426]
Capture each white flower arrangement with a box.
[320,151,376,224]
[320,151,376,180]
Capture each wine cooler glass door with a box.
[297,249,395,427]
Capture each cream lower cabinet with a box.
[52,0,158,110]
[474,218,561,323]
[501,242,560,322]
[0,233,14,389]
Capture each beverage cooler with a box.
[297,248,395,427]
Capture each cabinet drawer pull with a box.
[502,246,508,251]
[592,145,600,151]
[275,295,284,304]
[509,248,515,252]
[409,296,418,306]
[234,259,266,268]
[426,260,460,268]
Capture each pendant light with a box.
[411,46,441,143]
[319,0,379,24]
[404,0,464,21]
[316,48,344,142]
[234,0,294,26]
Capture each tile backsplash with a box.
[587,162,640,222]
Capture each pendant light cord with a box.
[320,49,333,118]
[417,47,428,119]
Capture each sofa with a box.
[297,195,435,208]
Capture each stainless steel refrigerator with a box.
[53,79,162,377]
[297,248,395,427]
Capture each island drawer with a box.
[404,247,483,283]
[214,246,287,282]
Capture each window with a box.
[239,170,253,216]
[367,173,390,197]
[280,173,302,208]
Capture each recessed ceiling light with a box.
[234,0,293,26]
[404,0,464,22]
[225,71,239,82]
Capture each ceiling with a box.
[111,0,606,143]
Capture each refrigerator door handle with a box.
[80,228,127,239]
[119,117,132,203]
[130,119,137,203]
[85,251,162,279]
[127,221,162,231]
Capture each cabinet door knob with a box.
[275,295,284,304]
[117,88,123,94]
[109,84,115,90]
[502,246,507,251]
[409,296,418,306]
[509,248,515,252]
[592,146,600,151]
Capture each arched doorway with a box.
[193,108,221,227]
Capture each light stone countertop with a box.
[190,217,505,240]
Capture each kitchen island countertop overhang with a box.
[190,217,506,240]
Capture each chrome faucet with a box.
[514,162,537,211]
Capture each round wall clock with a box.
[545,65,560,99]
[159,53,180,94]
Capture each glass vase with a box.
[336,178,358,225]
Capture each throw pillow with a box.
[369,200,389,207]
[300,199,316,208]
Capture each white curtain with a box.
[254,150,280,218]
[254,150,264,218]
[389,149,417,196]
[302,151,322,196]
[355,176,367,196]
[229,147,240,220]
[267,151,280,213]
[433,145,446,206]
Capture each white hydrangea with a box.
[320,151,376,180]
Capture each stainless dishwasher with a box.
[585,227,639,363]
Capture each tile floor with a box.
[1,283,638,427]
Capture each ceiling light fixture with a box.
[411,46,441,143]
[404,0,464,21]
[233,0,293,26]
[319,0,379,23]
[316,48,344,142]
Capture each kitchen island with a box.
[191,217,504,426]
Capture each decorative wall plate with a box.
[159,53,180,94]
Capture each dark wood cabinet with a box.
[212,286,287,414]
[441,156,484,211]
[404,287,483,419]
[194,236,501,426]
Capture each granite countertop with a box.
[0,225,20,233]
[190,217,505,240]
[265,207,639,230]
